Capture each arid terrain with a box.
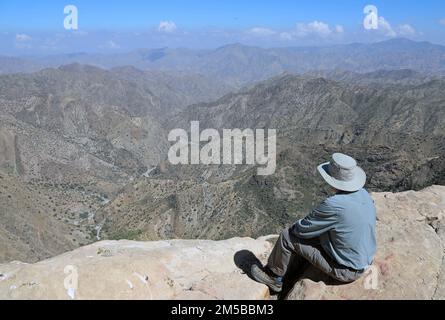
[0,39,444,263]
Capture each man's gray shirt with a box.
[292,188,376,270]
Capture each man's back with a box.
[250,153,376,291]
[321,189,376,270]
[294,188,376,270]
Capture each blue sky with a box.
[1,0,445,54]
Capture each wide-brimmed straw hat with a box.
[317,153,366,192]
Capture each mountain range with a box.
[99,71,445,242]
[2,39,445,86]
[0,39,444,263]
[0,63,234,261]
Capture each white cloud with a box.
[72,30,88,36]
[296,21,332,37]
[15,34,32,49]
[244,18,415,44]
[397,24,416,36]
[247,27,276,37]
[335,25,344,34]
[40,38,59,51]
[439,18,445,26]
[366,17,417,38]
[293,21,345,38]
[158,20,177,33]
[97,40,120,50]
[106,40,120,49]
[377,17,397,37]
[15,34,32,42]
[245,21,344,41]
[279,32,293,40]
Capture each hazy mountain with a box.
[0,56,43,75]
[2,39,445,86]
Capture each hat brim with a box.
[317,162,366,192]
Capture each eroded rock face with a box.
[0,186,444,300]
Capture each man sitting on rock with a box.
[250,153,376,293]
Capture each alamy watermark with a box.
[168,121,276,175]
[363,5,379,30]
[64,5,78,30]
[363,265,379,290]
[64,265,78,299]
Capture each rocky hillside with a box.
[0,172,107,263]
[1,186,443,300]
[0,64,234,183]
[101,72,445,242]
[0,65,235,262]
[1,65,444,263]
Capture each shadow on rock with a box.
[234,250,348,300]
[279,263,352,300]
[233,250,264,282]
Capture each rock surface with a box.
[0,237,273,300]
[0,186,444,300]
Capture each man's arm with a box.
[293,199,338,239]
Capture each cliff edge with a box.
[0,186,444,300]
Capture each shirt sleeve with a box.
[293,199,338,239]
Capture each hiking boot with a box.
[250,264,283,293]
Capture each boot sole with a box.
[250,266,283,293]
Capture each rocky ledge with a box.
[0,185,444,300]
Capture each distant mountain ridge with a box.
[2,39,445,85]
